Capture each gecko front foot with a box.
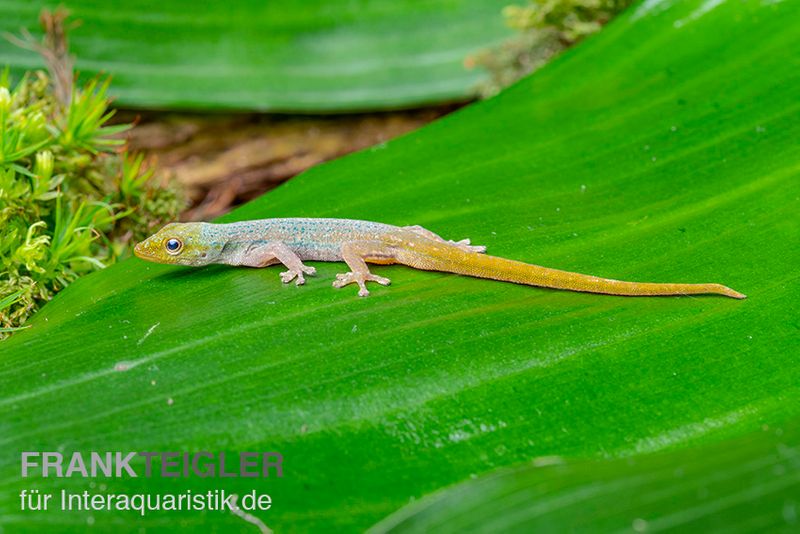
[332,272,391,297]
[280,265,317,286]
[451,239,487,254]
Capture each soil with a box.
[118,106,459,220]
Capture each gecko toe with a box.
[332,275,350,289]
[451,239,486,254]
[280,270,297,284]
[333,272,387,295]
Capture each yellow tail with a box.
[395,243,746,299]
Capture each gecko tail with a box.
[714,286,747,299]
[397,244,746,299]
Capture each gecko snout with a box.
[134,240,156,261]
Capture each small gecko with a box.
[134,218,746,299]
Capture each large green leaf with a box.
[1,0,799,532]
[372,420,800,532]
[0,0,511,111]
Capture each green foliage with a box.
[0,71,183,336]
[1,0,798,532]
[374,420,800,532]
[0,0,514,112]
[0,289,28,333]
[468,0,632,97]
[505,0,632,39]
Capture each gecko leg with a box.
[333,241,392,297]
[240,242,316,285]
[452,239,487,254]
[403,225,486,253]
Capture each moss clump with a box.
[467,0,632,97]
[0,70,183,336]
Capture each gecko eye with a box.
[165,238,183,254]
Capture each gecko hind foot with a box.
[451,239,487,254]
[280,265,317,286]
[332,272,391,297]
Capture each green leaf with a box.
[0,290,29,333]
[371,420,800,532]
[0,0,513,112]
[1,0,798,532]
[0,326,29,332]
[0,289,25,310]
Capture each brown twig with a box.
[3,8,78,108]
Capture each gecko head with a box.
[134,222,217,266]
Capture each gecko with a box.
[133,218,746,299]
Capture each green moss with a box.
[467,0,633,97]
[0,69,183,336]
